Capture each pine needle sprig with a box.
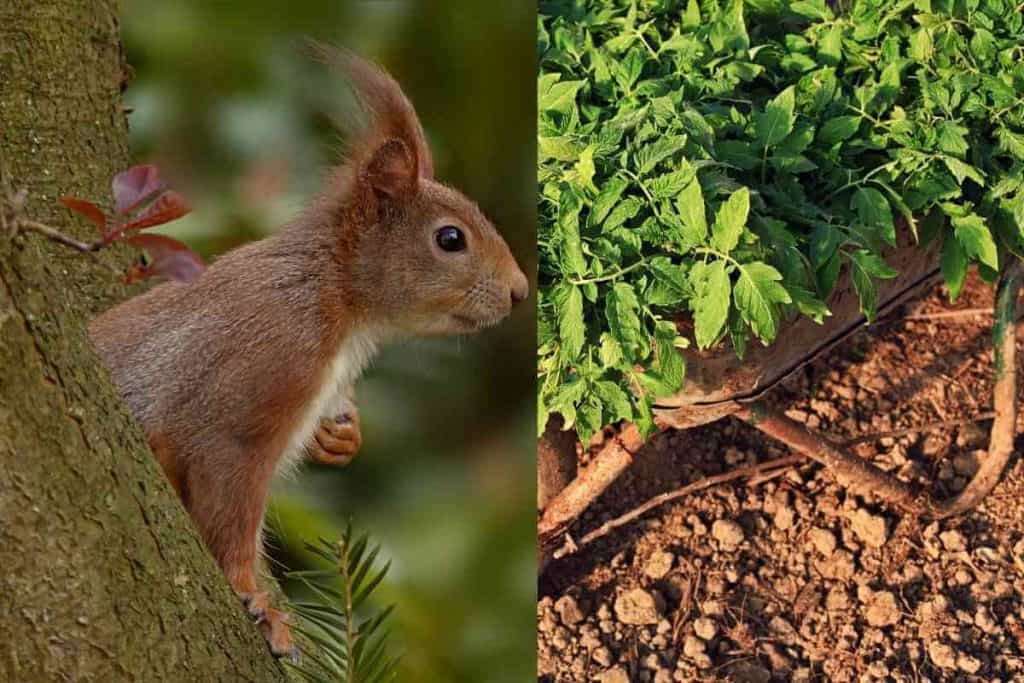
[285,522,400,683]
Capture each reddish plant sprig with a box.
[57,164,204,283]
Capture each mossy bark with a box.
[0,2,288,680]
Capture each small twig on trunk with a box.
[16,217,104,253]
[840,412,996,447]
[552,454,805,560]
[3,192,120,275]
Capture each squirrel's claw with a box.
[240,592,296,659]
[258,608,296,660]
[241,591,270,621]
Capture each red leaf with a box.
[124,233,205,283]
[110,190,191,239]
[59,197,107,231]
[113,165,166,215]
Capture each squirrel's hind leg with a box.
[184,447,298,660]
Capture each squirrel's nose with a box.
[509,269,529,305]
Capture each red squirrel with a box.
[89,50,528,659]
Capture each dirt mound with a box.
[539,273,1024,682]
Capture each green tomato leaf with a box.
[941,229,968,302]
[558,284,586,360]
[952,214,999,271]
[754,86,796,149]
[733,261,791,343]
[690,260,731,350]
[677,178,708,244]
[851,187,896,246]
[711,187,750,254]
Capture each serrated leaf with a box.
[558,188,586,276]
[849,249,898,319]
[635,135,688,175]
[599,333,623,368]
[817,115,861,144]
[733,261,791,342]
[996,128,1024,160]
[711,187,750,254]
[682,0,701,27]
[605,282,643,360]
[602,197,643,232]
[539,79,585,114]
[648,164,696,199]
[690,260,731,349]
[942,156,986,186]
[676,179,707,243]
[809,224,842,268]
[935,122,969,157]
[558,285,585,360]
[565,144,597,191]
[754,86,796,148]
[851,187,896,246]
[539,136,581,162]
[715,140,760,170]
[589,178,630,228]
[818,24,843,65]
[789,287,830,323]
[652,319,685,394]
[941,229,968,302]
[952,214,999,270]
[647,256,689,306]
[593,381,632,423]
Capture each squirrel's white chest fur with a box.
[278,329,379,473]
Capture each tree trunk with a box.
[0,2,288,680]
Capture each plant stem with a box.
[341,538,357,683]
[569,257,648,285]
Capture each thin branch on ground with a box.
[552,454,806,560]
[905,308,994,321]
[840,411,996,447]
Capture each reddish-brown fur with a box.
[88,50,527,658]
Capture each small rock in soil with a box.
[693,617,717,640]
[864,591,901,627]
[614,588,662,625]
[939,528,967,552]
[596,666,630,683]
[848,509,888,548]
[711,519,745,548]
[555,595,585,626]
[808,527,837,556]
[957,653,982,674]
[928,641,958,669]
[643,550,674,579]
[593,646,613,667]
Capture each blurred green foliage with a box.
[121,2,535,681]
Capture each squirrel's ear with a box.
[365,138,417,198]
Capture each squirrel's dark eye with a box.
[435,226,466,252]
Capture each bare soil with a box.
[538,272,1024,683]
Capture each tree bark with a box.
[0,2,288,680]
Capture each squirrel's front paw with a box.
[307,411,361,466]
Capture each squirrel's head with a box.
[316,47,528,336]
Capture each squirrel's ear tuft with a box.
[309,41,435,182]
[366,138,416,198]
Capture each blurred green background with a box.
[120,1,536,681]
